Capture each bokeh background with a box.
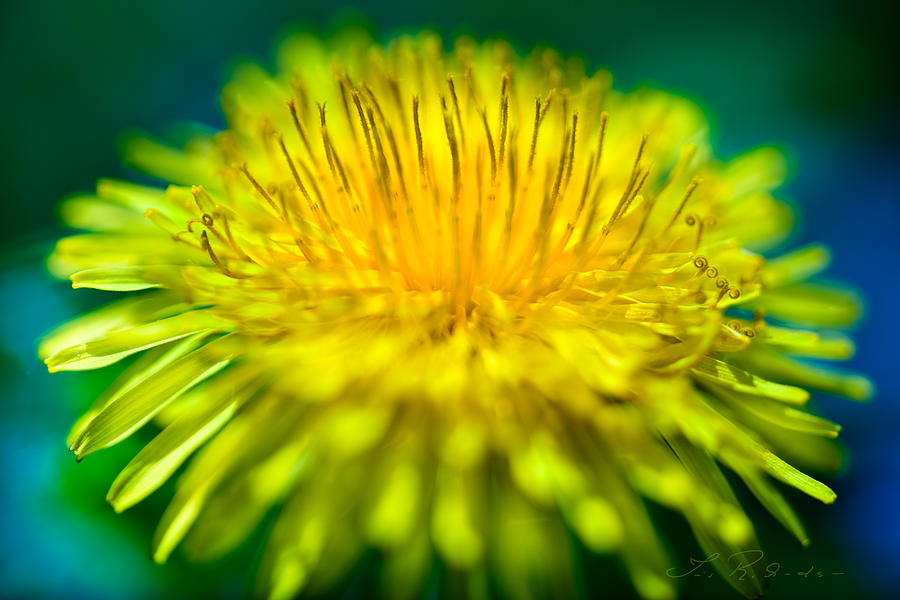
[1,1,898,598]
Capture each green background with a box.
[1,1,898,598]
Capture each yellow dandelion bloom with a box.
[42,30,870,600]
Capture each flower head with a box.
[42,30,870,599]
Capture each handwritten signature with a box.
[666,551,846,580]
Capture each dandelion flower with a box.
[42,30,871,599]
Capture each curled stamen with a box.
[710,277,740,309]
[727,319,754,337]
[201,230,250,279]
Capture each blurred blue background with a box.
[1,1,897,598]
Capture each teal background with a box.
[1,1,898,598]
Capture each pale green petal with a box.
[69,338,233,459]
[738,351,872,401]
[152,396,305,563]
[107,369,259,512]
[759,325,855,360]
[48,233,197,277]
[123,136,219,187]
[722,147,787,196]
[759,451,836,504]
[491,483,579,600]
[664,434,739,503]
[321,403,394,460]
[60,196,155,232]
[759,244,831,287]
[726,192,794,251]
[365,461,422,549]
[570,495,622,553]
[39,292,183,360]
[712,388,841,438]
[673,393,836,504]
[379,527,432,600]
[45,309,228,372]
[304,501,365,595]
[95,178,190,218]
[747,282,862,327]
[691,356,809,404]
[255,463,347,600]
[67,332,210,449]
[746,425,844,473]
[664,435,765,599]
[735,465,809,546]
[431,468,484,570]
[70,265,177,291]
[582,436,675,600]
[182,436,310,562]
